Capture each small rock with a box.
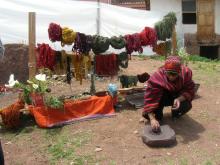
[216,144,218,147]
[166,152,172,156]
[95,147,102,152]
[139,118,145,123]
[216,101,219,105]
[129,119,132,121]
[133,130,138,134]
[5,141,12,145]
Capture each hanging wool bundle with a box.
[124,34,143,54]
[110,36,126,49]
[66,56,72,84]
[117,52,128,68]
[61,27,76,46]
[73,33,92,54]
[165,40,172,55]
[154,12,177,41]
[139,27,157,47]
[155,21,168,41]
[152,42,166,55]
[124,34,134,54]
[48,23,62,42]
[92,35,110,54]
[95,54,118,76]
[56,50,68,75]
[137,72,150,83]
[120,60,128,68]
[86,35,93,53]
[133,33,143,53]
[36,43,56,70]
[54,51,64,75]
[72,54,85,84]
[0,99,25,129]
[117,52,127,61]
[164,12,177,27]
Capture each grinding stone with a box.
[142,125,176,147]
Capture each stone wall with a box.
[0,44,28,84]
[184,33,220,59]
[184,33,200,55]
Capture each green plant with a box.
[177,47,190,65]
[45,96,64,109]
[5,73,49,104]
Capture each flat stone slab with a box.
[142,124,176,147]
[126,92,144,108]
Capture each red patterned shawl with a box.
[144,65,195,113]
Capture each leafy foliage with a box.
[14,77,48,104]
[45,96,64,109]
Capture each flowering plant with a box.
[5,74,49,104]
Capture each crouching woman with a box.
[143,56,195,131]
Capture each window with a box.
[182,0,196,24]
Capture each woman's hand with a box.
[150,119,160,131]
[172,98,181,110]
[172,95,186,110]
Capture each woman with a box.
[143,56,195,131]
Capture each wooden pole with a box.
[172,25,177,55]
[28,12,36,79]
[90,0,100,95]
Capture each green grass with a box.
[149,54,219,63]
[149,55,166,61]
[179,158,188,165]
[202,160,213,165]
[192,60,220,86]
[109,160,117,165]
[45,128,96,165]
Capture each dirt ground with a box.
[1,56,220,165]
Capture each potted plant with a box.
[5,73,49,106]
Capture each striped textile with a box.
[144,65,195,113]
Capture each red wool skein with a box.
[48,23,62,42]
[139,27,157,47]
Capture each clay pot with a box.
[30,93,44,106]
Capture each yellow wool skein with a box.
[61,27,76,46]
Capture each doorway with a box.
[200,45,219,59]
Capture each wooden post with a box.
[28,12,36,79]
[90,0,100,95]
[172,25,177,55]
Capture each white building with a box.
[151,0,220,59]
